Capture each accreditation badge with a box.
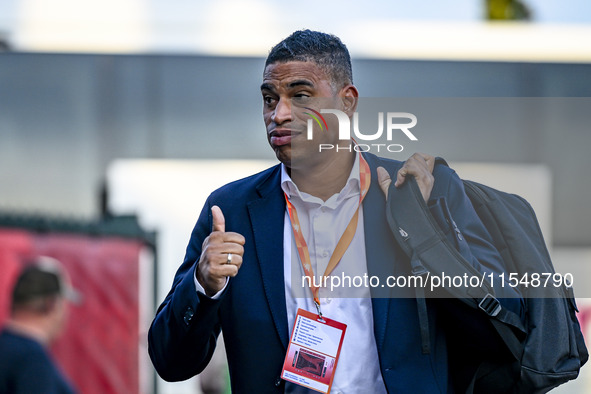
[280,308,347,393]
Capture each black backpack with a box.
[385,158,588,394]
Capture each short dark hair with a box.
[265,29,353,88]
[12,265,61,305]
[11,257,79,311]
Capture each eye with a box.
[293,93,311,103]
[263,95,276,106]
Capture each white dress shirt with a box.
[281,154,387,394]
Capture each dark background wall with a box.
[0,53,590,245]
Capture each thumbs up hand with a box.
[196,205,246,296]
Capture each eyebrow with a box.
[260,80,315,92]
[288,80,314,88]
[260,83,274,91]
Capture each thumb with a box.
[377,167,392,199]
[211,205,225,232]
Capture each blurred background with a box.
[1,0,590,393]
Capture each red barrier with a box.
[578,304,591,345]
[0,229,32,324]
[0,229,145,394]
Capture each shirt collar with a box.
[280,153,361,205]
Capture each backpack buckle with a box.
[479,294,501,317]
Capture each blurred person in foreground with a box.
[149,30,523,393]
[0,257,78,394]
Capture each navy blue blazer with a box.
[148,152,523,393]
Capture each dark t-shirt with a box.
[0,328,76,394]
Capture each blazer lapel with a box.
[247,165,290,349]
[362,153,403,351]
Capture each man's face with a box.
[261,61,347,169]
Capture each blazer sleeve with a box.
[147,196,224,382]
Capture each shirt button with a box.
[321,206,327,213]
[322,250,329,258]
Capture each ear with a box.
[340,84,358,117]
[38,297,58,314]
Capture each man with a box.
[149,30,522,393]
[0,257,78,394]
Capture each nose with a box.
[271,97,292,125]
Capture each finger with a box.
[211,205,225,233]
[224,253,243,269]
[394,167,407,187]
[395,153,432,187]
[213,253,243,274]
[223,232,246,245]
[204,241,245,262]
[207,231,246,247]
[418,153,435,172]
[210,262,239,278]
[405,157,432,181]
[376,167,392,199]
[402,155,434,202]
[220,243,245,259]
[225,265,240,278]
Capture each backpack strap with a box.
[384,167,525,357]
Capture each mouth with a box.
[269,128,301,147]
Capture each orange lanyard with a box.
[284,154,371,317]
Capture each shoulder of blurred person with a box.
[0,328,76,394]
